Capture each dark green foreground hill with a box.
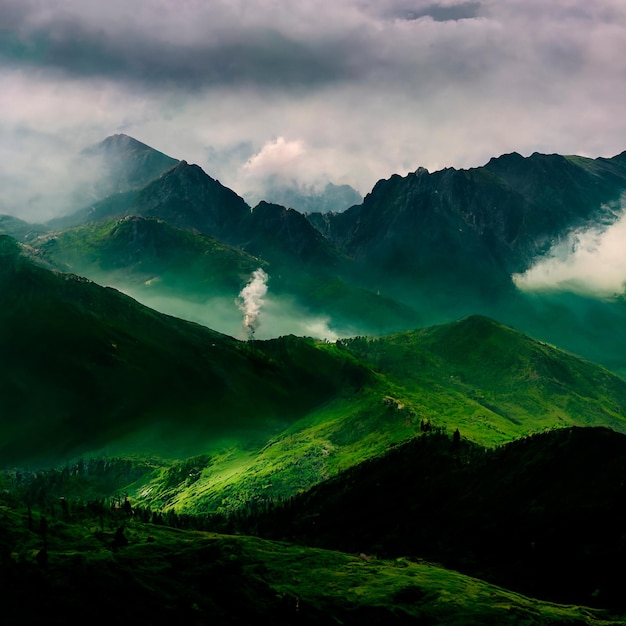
[0,498,622,626]
[248,426,626,610]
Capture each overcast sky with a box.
[1,0,626,222]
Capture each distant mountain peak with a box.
[485,151,525,167]
[101,132,142,145]
[87,133,170,157]
[247,180,362,214]
[80,134,180,199]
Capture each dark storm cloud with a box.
[395,2,481,22]
[0,0,594,101]
[0,12,353,89]
[1,25,346,87]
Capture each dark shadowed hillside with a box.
[1,497,618,626]
[247,426,626,610]
[308,151,626,303]
[0,235,371,467]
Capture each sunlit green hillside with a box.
[242,426,626,610]
[126,319,626,515]
[341,315,626,441]
[4,233,626,512]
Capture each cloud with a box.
[513,201,626,297]
[243,137,306,177]
[0,0,359,89]
[0,68,153,220]
[1,0,626,221]
[385,2,482,22]
[239,137,311,203]
[238,136,349,202]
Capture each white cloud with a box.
[243,137,305,176]
[513,201,626,297]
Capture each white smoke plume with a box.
[237,268,269,339]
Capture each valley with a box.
[2,135,626,623]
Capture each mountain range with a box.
[3,134,626,623]
[8,133,626,368]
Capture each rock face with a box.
[242,201,343,269]
[52,154,345,272]
[306,151,626,297]
[61,138,626,303]
[50,160,251,239]
[132,161,251,242]
[43,137,626,355]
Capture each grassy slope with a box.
[0,503,621,626]
[246,427,626,610]
[131,317,626,514]
[35,215,421,336]
[34,216,267,297]
[5,235,626,513]
[0,236,369,467]
[342,315,626,443]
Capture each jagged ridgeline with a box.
[17,134,626,371]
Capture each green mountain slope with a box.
[40,137,626,371]
[5,236,626,511]
[0,235,370,467]
[340,315,626,441]
[34,214,421,338]
[304,151,626,375]
[122,318,626,515]
[248,426,626,610]
[34,216,267,296]
[0,214,48,242]
[1,501,619,626]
